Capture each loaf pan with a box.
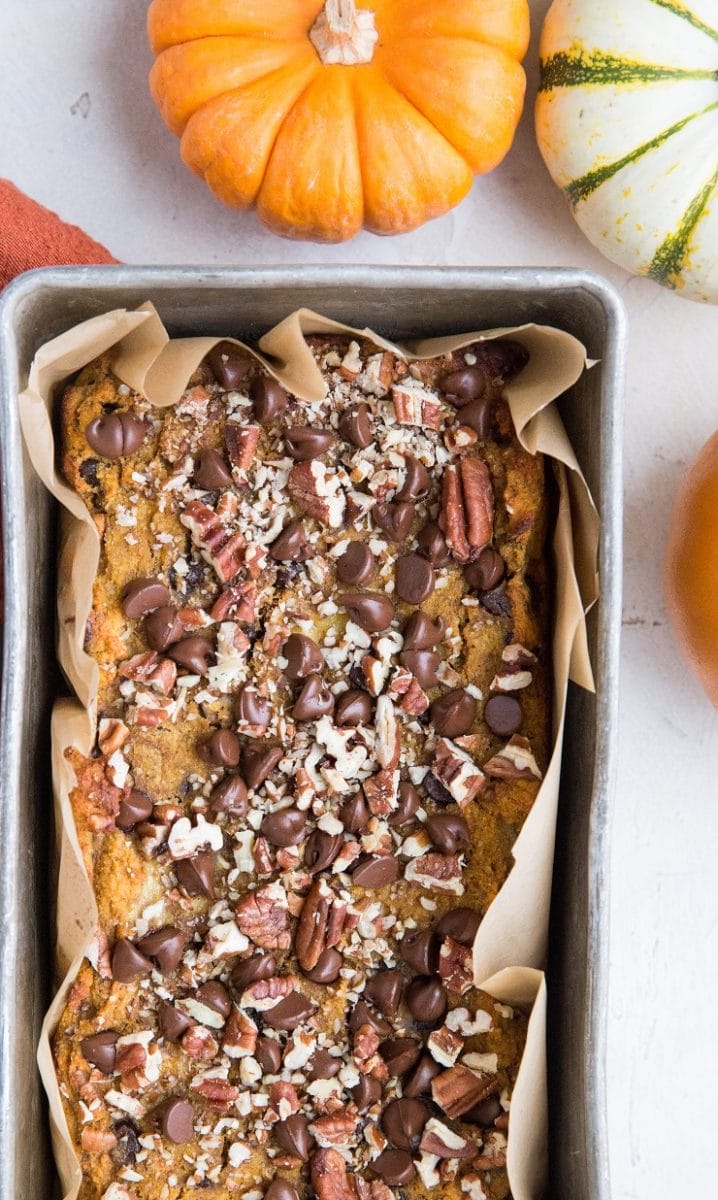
[0,265,624,1200]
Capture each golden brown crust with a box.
[54,334,549,1200]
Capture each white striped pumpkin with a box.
[536,0,718,304]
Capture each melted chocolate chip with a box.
[370,1149,416,1187]
[416,521,451,567]
[292,675,334,721]
[464,1095,504,1126]
[397,454,430,503]
[339,404,372,448]
[403,611,445,650]
[303,946,343,984]
[351,855,399,889]
[440,366,487,407]
[307,1048,341,1081]
[144,605,184,651]
[111,938,153,983]
[336,541,374,586]
[349,1000,391,1037]
[284,426,334,461]
[231,953,276,992]
[206,342,252,390]
[379,1037,422,1077]
[270,520,313,562]
[484,693,523,736]
[176,851,215,897]
[117,789,153,832]
[80,1030,118,1074]
[209,774,248,816]
[121,577,171,619]
[196,980,232,1019]
[242,744,282,790]
[435,907,481,945]
[479,584,511,617]
[364,969,404,1017]
[274,1113,313,1161]
[194,448,233,489]
[382,1098,430,1152]
[158,1001,192,1043]
[464,547,505,592]
[282,633,324,680]
[405,976,447,1025]
[396,554,435,605]
[263,993,315,1031]
[399,649,440,688]
[202,729,241,767]
[476,338,529,380]
[430,688,476,737]
[168,635,214,675]
[234,687,272,731]
[459,397,492,438]
[304,829,343,874]
[403,1052,442,1098]
[251,376,289,424]
[260,806,306,848]
[340,791,371,833]
[388,781,420,829]
[425,813,470,855]
[399,928,439,975]
[85,412,146,459]
[255,1036,283,1075]
[340,592,394,633]
[372,501,414,542]
[137,927,186,973]
[153,1096,194,1144]
[334,688,372,727]
[352,1073,382,1113]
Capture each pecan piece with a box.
[420,1117,477,1159]
[294,880,346,971]
[192,1077,239,1111]
[181,1026,219,1060]
[404,853,465,895]
[288,461,345,528]
[311,1111,358,1148]
[432,1065,499,1119]
[483,735,542,781]
[311,1147,359,1200]
[363,768,399,817]
[223,1008,257,1059]
[225,422,260,471]
[438,937,473,996]
[234,882,292,950]
[432,738,486,806]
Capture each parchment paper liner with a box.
[20,305,598,1200]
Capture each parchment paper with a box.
[21,304,599,1200]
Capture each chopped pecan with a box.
[192,1076,239,1111]
[240,975,299,1010]
[118,651,177,696]
[252,836,274,876]
[268,1081,301,1121]
[210,579,257,623]
[311,1147,359,1200]
[363,768,399,817]
[439,937,473,996]
[440,465,470,562]
[80,1128,117,1152]
[484,735,542,781]
[225,422,260,471]
[420,1117,477,1159]
[427,1025,464,1067]
[223,1008,257,1059]
[295,880,346,972]
[460,457,493,552]
[98,718,129,756]
[375,696,400,769]
[404,853,465,895]
[444,425,478,453]
[114,1043,146,1075]
[181,1026,219,1061]
[288,461,345,528]
[180,499,245,583]
[400,677,430,715]
[432,1065,499,1119]
[391,382,443,430]
[432,738,486,806]
[352,1023,380,1070]
[234,882,291,950]
[360,655,389,697]
[311,1111,358,1148]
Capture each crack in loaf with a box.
[54,326,551,1199]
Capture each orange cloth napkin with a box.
[0,178,117,290]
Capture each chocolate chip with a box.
[153,1096,194,1145]
[339,404,372,448]
[382,1098,430,1151]
[339,592,394,633]
[336,541,374,586]
[430,688,476,737]
[405,976,447,1025]
[484,694,523,736]
[464,547,505,591]
[231,953,276,992]
[340,791,370,833]
[117,789,153,832]
[403,1053,442,1098]
[292,675,335,721]
[304,829,343,874]
[364,969,404,1017]
[209,774,248,816]
[270,520,313,562]
[80,1030,119,1073]
[416,521,451,566]
[137,926,186,973]
[349,1000,391,1037]
[206,342,252,390]
[113,1119,141,1165]
[251,376,289,424]
[423,772,454,806]
[284,426,335,461]
[85,412,146,459]
[260,806,306,848]
[399,649,440,688]
[463,1095,503,1126]
[403,611,445,650]
[274,1113,314,1161]
[78,458,99,487]
[388,781,420,829]
[176,851,216,898]
[195,980,231,1019]
[282,634,324,681]
[379,1037,422,1077]
[334,689,372,727]
[435,907,481,946]
[263,992,315,1031]
[458,397,492,438]
[303,946,343,984]
[396,554,435,605]
[372,501,414,542]
[352,1073,382,1113]
[168,635,215,675]
[307,1048,341,1081]
[144,605,184,651]
[121,577,171,619]
[425,813,470,855]
[351,855,399,889]
[265,1181,300,1200]
[111,938,153,983]
[158,1001,192,1043]
[203,729,241,767]
[234,687,272,731]
[399,929,439,975]
[370,1149,416,1187]
[255,1036,283,1075]
[242,744,282,790]
[440,366,487,407]
[479,584,511,617]
[194,448,233,489]
[397,454,430,503]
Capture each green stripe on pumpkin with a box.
[648,0,718,42]
[539,50,716,90]
[648,165,718,287]
[565,100,718,207]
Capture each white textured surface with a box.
[2,2,718,1197]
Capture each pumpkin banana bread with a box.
[53,331,551,1200]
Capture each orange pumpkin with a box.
[147,0,530,242]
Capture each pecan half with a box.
[432,1065,499,1119]
[295,880,346,971]
[440,465,470,563]
[181,1026,219,1061]
[234,882,291,950]
[460,457,493,552]
[311,1111,358,1148]
[311,1147,359,1200]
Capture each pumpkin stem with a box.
[309,0,378,66]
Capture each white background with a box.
[2,2,718,1197]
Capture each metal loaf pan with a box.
[0,266,624,1200]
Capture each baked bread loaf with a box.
[54,331,550,1200]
